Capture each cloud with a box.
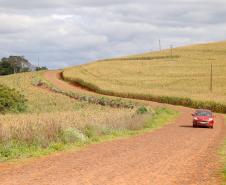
[0,0,226,69]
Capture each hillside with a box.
[0,72,138,160]
[63,41,226,111]
[1,48,226,185]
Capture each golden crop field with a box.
[63,41,226,105]
[0,72,138,160]
[0,71,136,127]
[0,72,87,113]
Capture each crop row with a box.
[98,55,180,62]
[62,74,226,114]
[32,77,136,109]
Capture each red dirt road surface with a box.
[0,71,225,185]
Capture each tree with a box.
[0,56,32,75]
[0,61,14,75]
[35,66,48,71]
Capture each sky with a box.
[0,0,226,69]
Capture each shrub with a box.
[136,106,149,114]
[0,84,27,113]
[60,128,87,143]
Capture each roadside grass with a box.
[219,116,226,184]
[63,41,226,113]
[97,107,179,142]
[0,107,178,161]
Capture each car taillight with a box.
[194,117,198,120]
[208,118,213,121]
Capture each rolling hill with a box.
[63,41,226,112]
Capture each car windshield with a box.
[196,111,212,117]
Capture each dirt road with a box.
[0,71,225,185]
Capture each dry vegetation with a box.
[0,108,138,145]
[0,72,150,160]
[63,41,226,112]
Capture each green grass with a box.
[101,107,178,141]
[0,108,178,161]
[0,84,27,113]
[219,116,226,184]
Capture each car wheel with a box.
[209,126,213,129]
[193,124,197,128]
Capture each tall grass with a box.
[0,107,177,161]
[0,108,136,160]
[0,109,135,145]
[219,116,226,184]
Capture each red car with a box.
[192,109,214,128]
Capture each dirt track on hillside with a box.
[0,70,225,185]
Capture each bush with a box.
[60,128,87,143]
[136,106,149,114]
[0,84,27,113]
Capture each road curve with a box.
[0,70,225,185]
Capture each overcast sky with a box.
[0,0,226,69]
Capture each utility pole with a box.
[210,62,213,92]
[21,61,24,72]
[159,39,162,51]
[38,56,40,68]
[170,45,173,58]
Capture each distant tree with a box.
[0,56,33,75]
[35,66,48,71]
[0,61,14,75]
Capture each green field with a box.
[63,41,226,112]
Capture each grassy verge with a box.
[98,107,179,142]
[0,108,178,161]
[220,116,226,184]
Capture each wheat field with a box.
[63,41,226,105]
[0,72,139,160]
